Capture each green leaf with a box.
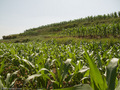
[83,46,107,90]
[49,71,57,81]
[73,84,93,90]
[96,53,102,69]
[25,74,42,83]
[115,79,120,90]
[10,78,17,87]
[106,58,119,90]
[12,70,19,75]
[64,59,72,65]
[21,59,35,68]
[54,84,93,90]
[62,59,72,81]
[0,79,4,89]
[0,60,5,75]
[38,68,49,73]
[79,66,89,73]
[5,73,11,87]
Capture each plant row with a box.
[0,41,120,89]
[60,23,120,38]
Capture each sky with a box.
[0,0,120,39]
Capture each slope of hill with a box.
[1,11,120,43]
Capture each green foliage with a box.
[0,41,120,89]
[60,23,120,38]
[54,84,93,90]
[106,58,119,90]
[3,35,17,39]
[115,80,120,90]
[84,47,107,90]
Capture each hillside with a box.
[1,11,120,43]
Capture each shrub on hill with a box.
[2,35,17,39]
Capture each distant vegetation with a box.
[1,11,120,43]
[2,35,17,39]
[20,11,120,36]
[60,23,120,38]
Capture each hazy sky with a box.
[0,0,120,39]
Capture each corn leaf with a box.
[83,46,107,90]
[54,84,93,90]
[106,58,119,90]
[10,78,17,87]
[0,60,5,75]
[0,79,4,89]
[115,79,120,90]
[21,59,35,68]
[25,74,42,83]
[79,66,89,73]
[5,73,11,87]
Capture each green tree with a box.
[118,11,120,17]
[114,12,118,18]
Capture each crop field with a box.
[60,23,120,38]
[0,41,120,90]
[0,9,120,90]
